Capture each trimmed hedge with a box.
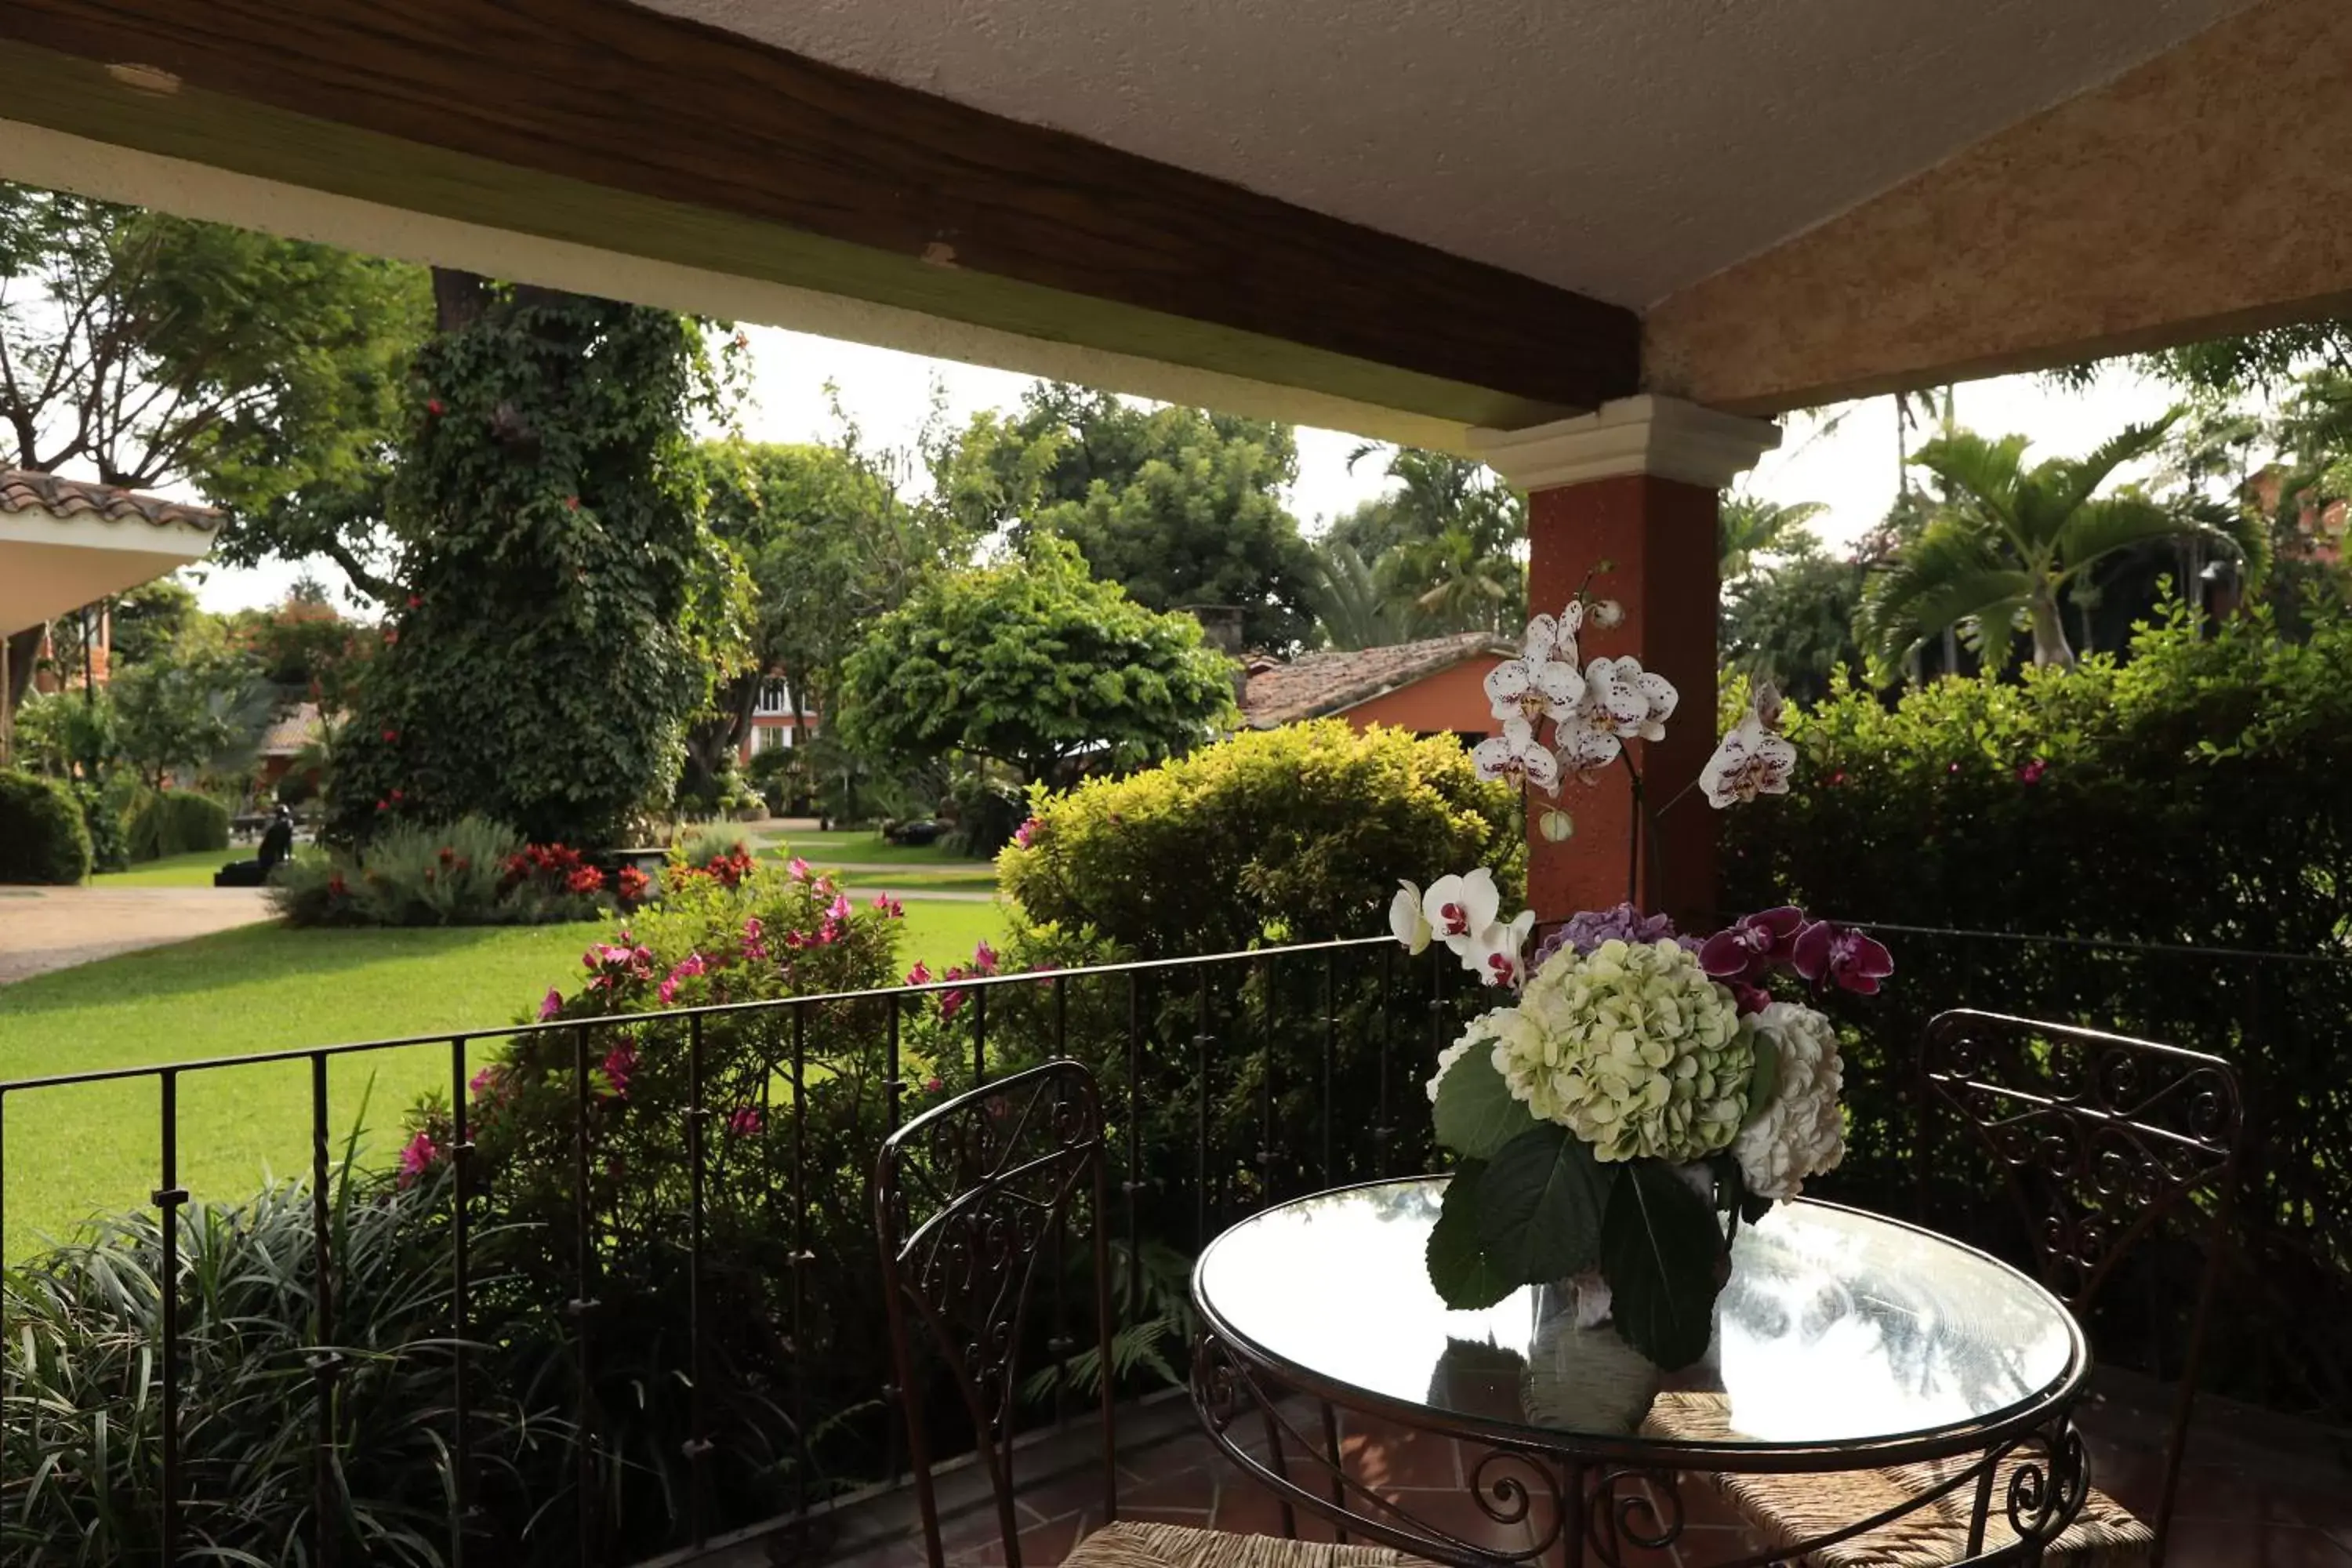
[0,771,93,884]
[126,789,230,862]
[1726,601,2352,1421]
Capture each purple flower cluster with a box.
[1698,905,1893,1013]
[1530,902,1697,970]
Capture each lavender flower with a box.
[1530,902,1695,970]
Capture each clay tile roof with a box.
[1243,630,1512,728]
[0,469,221,530]
[259,702,324,757]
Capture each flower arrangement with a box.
[1395,587,1890,1370]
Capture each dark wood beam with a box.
[0,0,1640,429]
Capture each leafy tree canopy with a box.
[1720,538,1867,706]
[0,183,433,597]
[1323,445,1526,643]
[935,383,1317,650]
[839,534,1238,784]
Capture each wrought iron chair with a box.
[875,1059,1418,1568]
[1647,1010,2243,1566]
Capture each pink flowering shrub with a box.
[395,857,919,1537]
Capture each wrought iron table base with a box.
[1192,1330,2092,1568]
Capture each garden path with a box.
[0,885,273,985]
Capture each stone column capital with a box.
[1469,394,1780,492]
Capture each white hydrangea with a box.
[1425,1029,1479,1103]
[1491,939,1751,1163]
[1733,1002,1846,1200]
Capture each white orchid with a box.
[1523,601,1584,667]
[1700,688,1798,808]
[1421,868,1501,953]
[1389,880,1433,954]
[1555,720,1623,784]
[1484,657,1584,728]
[1589,598,1624,630]
[1466,909,1537,988]
[1473,722,1562,796]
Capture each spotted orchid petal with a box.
[1555,722,1623,782]
[1700,714,1798,808]
[1473,725,1561,797]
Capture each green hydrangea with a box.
[1495,938,1751,1162]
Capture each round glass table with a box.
[1189,1177,2094,1566]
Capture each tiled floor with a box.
[807,1377,2352,1568]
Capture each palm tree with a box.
[1719,495,1828,581]
[1345,445,1526,633]
[1856,412,2267,682]
[1304,539,1413,650]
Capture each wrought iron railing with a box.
[0,935,1473,1566]
[3,918,2346,1566]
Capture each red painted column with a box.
[1475,397,1779,933]
[1525,475,1720,927]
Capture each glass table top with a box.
[1192,1177,2081,1450]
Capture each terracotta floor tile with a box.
[1334,1414,1467,1493]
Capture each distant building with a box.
[1240,631,1515,748]
[2,470,218,766]
[741,676,815,762]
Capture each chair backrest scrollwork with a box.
[1919,1009,2243,1563]
[874,1060,1116,1568]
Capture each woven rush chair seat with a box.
[1642,1392,2151,1567]
[1066,1521,1420,1568]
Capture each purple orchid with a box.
[1791,920,1895,996]
[1699,906,1806,985]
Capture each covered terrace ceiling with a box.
[0,0,2343,453]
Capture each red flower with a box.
[565,866,604,895]
[390,788,405,803]
[383,728,400,744]
[375,799,390,813]
[327,873,348,898]
[2018,758,2048,785]
[407,594,422,610]
[564,495,581,511]
[616,866,651,904]
[426,397,446,416]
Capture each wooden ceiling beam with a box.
[0,0,1641,431]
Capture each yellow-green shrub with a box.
[1000,720,1520,958]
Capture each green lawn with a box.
[0,897,1006,1254]
[91,848,245,887]
[833,867,1002,892]
[762,829,985,867]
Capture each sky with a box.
[183,324,2187,613]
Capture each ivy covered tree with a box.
[329,279,745,845]
[838,535,1237,785]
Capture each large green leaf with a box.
[1426,1162,1515,1309]
[1475,1124,1613,1286]
[1601,1160,1726,1371]
[1432,1046,1529,1160]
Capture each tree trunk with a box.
[2027,591,2076,668]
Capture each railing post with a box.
[569,1024,601,1564]
[448,1036,474,1566]
[685,1013,713,1548]
[155,1069,187,1563]
[309,1051,343,1568]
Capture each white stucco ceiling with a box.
[636,0,2250,310]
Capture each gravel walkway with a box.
[0,885,274,986]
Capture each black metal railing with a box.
[5,917,2348,1566]
[0,936,1472,1567]
[1791,918,2352,1428]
